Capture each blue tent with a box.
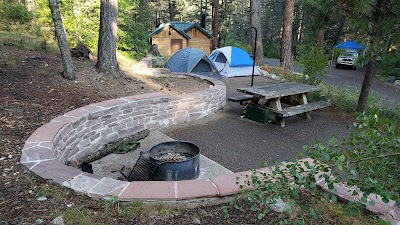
[209,46,260,77]
[335,40,365,50]
[165,48,221,79]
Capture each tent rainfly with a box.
[209,46,260,77]
[335,40,365,50]
[165,47,221,79]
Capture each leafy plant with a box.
[305,113,399,204]
[114,141,140,154]
[224,114,398,224]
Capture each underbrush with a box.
[223,189,379,225]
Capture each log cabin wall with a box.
[150,23,211,56]
[186,27,211,55]
[151,27,188,56]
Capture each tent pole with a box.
[245,26,257,87]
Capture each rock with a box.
[36,218,44,224]
[37,196,48,201]
[394,80,400,86]
[70,42,91,59]
[192,216,201,224]
[51,216,65,225]
[260,69,270,76]
[387,76,396,83]
[270,198,288,213]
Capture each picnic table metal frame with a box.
[237,82,322,127]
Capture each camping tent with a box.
[165,47,220,79]
[209,46,260,77]
[335,40,365,50]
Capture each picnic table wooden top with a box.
[237,82,321,99]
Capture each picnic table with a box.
[235,82,330,127]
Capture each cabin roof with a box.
[148,22,212,39]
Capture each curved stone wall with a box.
[20,74,228,200]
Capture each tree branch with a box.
[349,153,400,164]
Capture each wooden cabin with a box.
[149,22,212,56]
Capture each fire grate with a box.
[120,152,157,181]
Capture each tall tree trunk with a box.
[96,0,120,76]
[212,0,219,49]
[316,29,324,50]
[48,0,76,80]
[357,59,375,112]
[250,0,264,66]
[280,0,294,71]
[356,0,384,112]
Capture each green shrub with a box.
[377,52,400,80]
[312,83,400,121]
[295,45,329,85]
[152,56,169,68]
[117,22,149,60]
[0,2,33,31]
[263,42,280,58]
[0,2,33,24]
[223,33,251,53]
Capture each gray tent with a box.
[165,48,221,79]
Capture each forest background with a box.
[0,0,398,74]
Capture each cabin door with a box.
[171,39,183,55]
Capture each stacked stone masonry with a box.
[20,74,398,224]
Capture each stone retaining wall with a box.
[20,73,226,195]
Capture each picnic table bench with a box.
[236,82,331,127]
[227,95,253,105]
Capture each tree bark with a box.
[356,0,385,112]
[48,0,76,80]
[316,29,324,50]
[280,0,294,71]
[212,0,219,49]
[357,59,375,112]
[250,0,264,66]
[96,0,120,76]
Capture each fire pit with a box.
[120,141,200,181]
[149,141,200,181]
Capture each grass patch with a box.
[310,82,400,121]
[63,206,94,225]
[314,198,378,225]
[60,199,176,224]
[0,31,58,52]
